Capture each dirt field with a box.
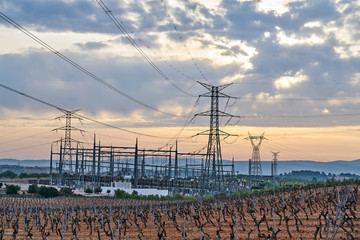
[0,185,358,239]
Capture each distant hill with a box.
[225,159,360,176]
[0,159,54,167]
[1,158,360,176]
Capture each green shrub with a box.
[130,190,139,199]
[94,187,102,194]
[0,171,17,179]
[114,189,130,199]
[85,187,93,194]
[28,184,39,194]
[38,186,60,198]
[5,185,20,195]
[18,173,28,179]
[60,187,74,196]
[144,194,160,200]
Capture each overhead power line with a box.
[119,22,199,92]
[241,112,360,119]
[160,0,212,85]
[0,11,185,118]
[0,130,51,145]
[74,113,181,139]
[232,81,348,86]
[0,83,184,139]
[95,0,197,97]
[263,141,326,162]
[0,141,52,154]
[232,96,360,102]
[2,81,360,130]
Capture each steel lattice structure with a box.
[53,109,83,187]
[194,81,239,193]
[49,137,238,194]
[246,132,266,177]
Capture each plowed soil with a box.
[0,185,359,239]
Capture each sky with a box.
[0,0,360,162]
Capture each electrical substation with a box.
[49,82,245,195]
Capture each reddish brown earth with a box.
[0,185,359,239]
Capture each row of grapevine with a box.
[0,184,358,239]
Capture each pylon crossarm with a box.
[199,92,233,99]
[194,110,212,117]
[218,129,238,137]
[197,81,213,91]
[52,126,85,132]
[217,83,233,91]
[197,81,233,93]
[191,129,211,137]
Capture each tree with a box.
[130,190,139,199]
[28,184,39,194]
[18,173,29,179]
[0,171,17,179]
[0,182,3,188]
[106,189,111,195]
[60,187,74,196]
[94,187,102,194]
[85,187,93,194]
[5,185,21,195]
[38,186,60,198]
[114,189,130,199]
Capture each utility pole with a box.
[194,81,239,194]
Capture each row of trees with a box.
[3,184,73,198]
[114,189,196,201]
[84,186,103,194]
[0,171,49,179]
[280,170,360,181]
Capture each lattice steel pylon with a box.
[271,151,279,177]
[53,109,83,186]
[245,132,266,176]
[194,81,239,193]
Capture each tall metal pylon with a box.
[194,81,239,193]
[271,151,279,177]
[53,109,83,186]
[245,132,266,176]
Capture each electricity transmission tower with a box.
[194,81,239,193]
[53,109,83,186]
[246,132,266,176]
[271,151,279,177]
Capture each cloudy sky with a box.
[0,0,360,163]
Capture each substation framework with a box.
[49,82,240,195]
[49,137,237,195]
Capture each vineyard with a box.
[0,185,358,239]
